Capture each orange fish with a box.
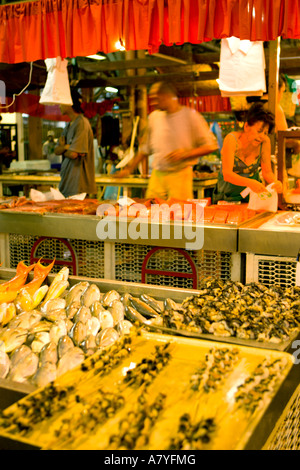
[0,261,35,300]
[21,259,55,297]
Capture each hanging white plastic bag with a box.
[40,57,73,106]
[240,183,278,212]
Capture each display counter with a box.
[0,270,299,450]
[0,209,251,289]
[239,211,300,288]
[0,174,218,199]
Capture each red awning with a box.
[0,0,300,65]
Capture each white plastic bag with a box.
[241,183,278,212]
[40,57,73,106]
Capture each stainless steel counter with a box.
[0,211,239,252]
[239,211,300,257]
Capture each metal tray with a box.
[0,332,294,450]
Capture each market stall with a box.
[0,268,299,450]
[0,0,300,453]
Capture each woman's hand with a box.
[271,180,283,193]
[248,180,269,194]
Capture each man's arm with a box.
[55,136,79,160]
[114,151,148,178]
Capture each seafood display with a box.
[0,266,134,387]
[131,278,300,346]
[0,332,293,450]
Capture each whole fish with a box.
[0,302,16,326]
[39,341,58,365]
[40,298,67,314]
[57,347,85,377]
[140,294,164,314]
[0,328,28,353]
[42,280,69,304]
[0,261,35,303]
[96,327,119,348]
[42,308,67,323]
[90,300,106,318]
[108,300,125,325]
[69,320,87,347]
[66,301,81,320]
[10,344,32,368]
[49,319,68,344]
[0,350,10,378]
[8,351,39,383]
[8,310,42,330]
[64,282,89,307]
[57,335,74,359]
[125,305,150,326]
[81,334,97,356]
[81,284,101,308]
[32,362,57,388]
[30,332,51,354]
[102,290,120,307]
[73,306,92,324]
[116,320,133,336]
[15,285,49,312]
[98,310,114,330]
[86,317,101,336]
[129,296,160,319]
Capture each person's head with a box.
[149,82,178,111]
[243,102,275,145]
[47,130,55,142]
[278,74,287,102]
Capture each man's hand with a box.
[164,148,189,163]
[113,168,131,178]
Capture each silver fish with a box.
[57,347,85,377]
[42,308,67,323]
[49,319,68,344]
[86,317,101,336]
[10,344,32,368]
[32,362,57,388]
[116,320,133,336]
[31,332,51,354]
[57,335,75,359]
[129,296,159,319]
[40,298,66,314]
[64,282,89,306]
[73,306,92,324]
[8,351,39,383]
[81,284,101,308]
[108,300,125,325]
[102,290,120,307]
[66,301,81,320]
[39,341,58,366]
[0,350,10,379]
[81,334,97,356]
[90,300,106,318]
[125,305,150,326]
[0,328,28,353]
[96,327,119,348]
[8,310,42,330]
[98,310,114,330]
[69,320,87,346]
[140,294,164,314]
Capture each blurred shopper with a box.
[115,82,218,200]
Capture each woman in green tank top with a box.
[213,103,282,203]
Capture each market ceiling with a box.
[1,40,300,99]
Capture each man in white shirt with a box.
[115,82,218,199]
